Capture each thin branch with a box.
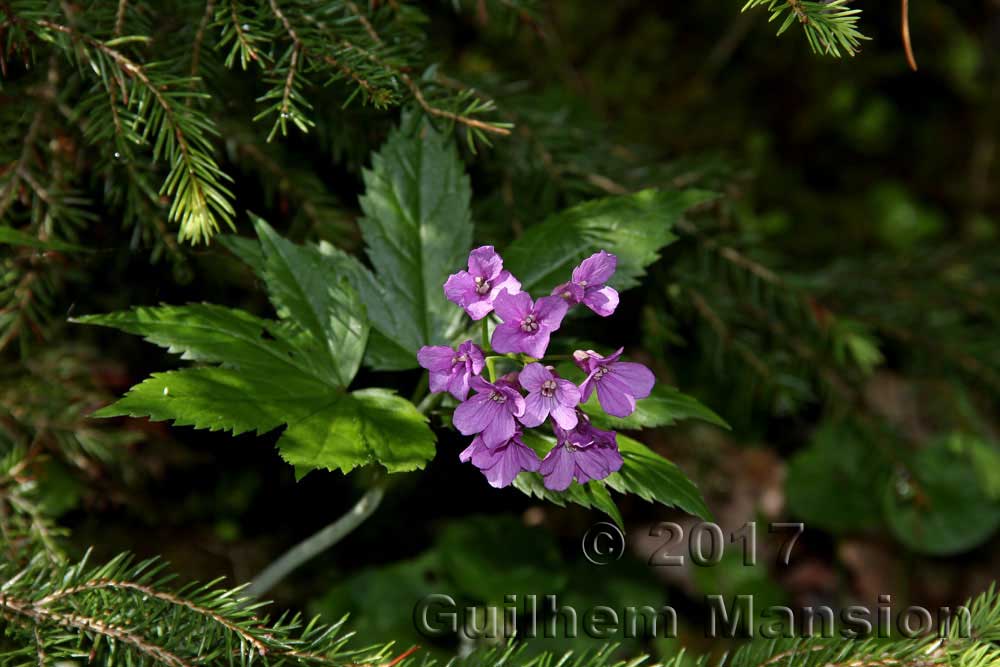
[113,0,127,36]
[0,594,193,667]
[244,483,385,598]
[267,0,302,121]
[402,74,510,136]
[191,0,216,77]
[35,579,270,655]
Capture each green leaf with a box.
[0,226,87,252]
[884,438,1000,556]
[582,384,729,431]
[278,389,435,474]
[514,470,625,530]
[81,223,436,477]
[604,434,712,521]
[786,422,888,534]
[253,217,369,387]
[92,367,315,436]
[351,118,473,369]
[503,189,717,294]
[73,304,318,380]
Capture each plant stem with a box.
[481,317,491,351]
[244,483,385,598]
[486,356,497,383]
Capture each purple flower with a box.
[552,251,619,317]
[452,376,526,447]
[417,340,485,401]
[575,347,655,418]
[444,246,522,320]
[490,290,569,359]
[460,432,540,488]
[539,416,623,491]
[518,362,581,429]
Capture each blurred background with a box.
[3,0,1000,661]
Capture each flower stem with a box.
[244,482,386,598]
[486,356,497,383]
[481,317,491,352]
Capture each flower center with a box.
[520,314,539,332]
[489,391,507,403]
[474,275,491,295]
[541,379,557,397]
[578,280,588,287]
[452,354,467,365]
[565,443,578,452]
[593,365,610,381]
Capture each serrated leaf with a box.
[605,435,712,520]
[504,188,717,294]
[253,217,369,387]
[582,384,729,431]
[352,119,473,369]
[278,389,435,474]
[73,303,318,380]
[92,367,318,436]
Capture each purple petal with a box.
[520,392,553,428]
[459,437,484,463]
[602,446,624,474]
[514,439,541,472]
[503,387,526,418]
[533,295,569,330]
[582,286,619,317]
[471,441,503,468]
[417,346,456,372]
[540,446,575,491]
[554,378,581,407]
[447,368,471,401]
[610,361,655,399]
[458,341,486,376]
[468,245,504,279]
[519,330,553,359]
[549,403,579,430]
[464,298,495,320]
[579,371,598,402]
[470,375,494,393]
[453,394,501,435]
[572,349,600,373]
[595,379,637,417]
[482,409,517,447]
[518,363,551,392]
[490,321,529,355]
[572,251,617,286]
[551,281,584,304]
[489,271,522,300]
[574,448,612,484]
[429,370,451,395]
[444,272,475,305]
[493,289,531,322]
[482,443,532,488]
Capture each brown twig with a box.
[190,0,216,77]
[35,579,270,655]
[0,594,193,667]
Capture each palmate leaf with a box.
[348,116,474,370]
[81,224,435,476]
[514,431,710,527]
[503,189,718,294]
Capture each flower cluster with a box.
[419,246,654,491]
